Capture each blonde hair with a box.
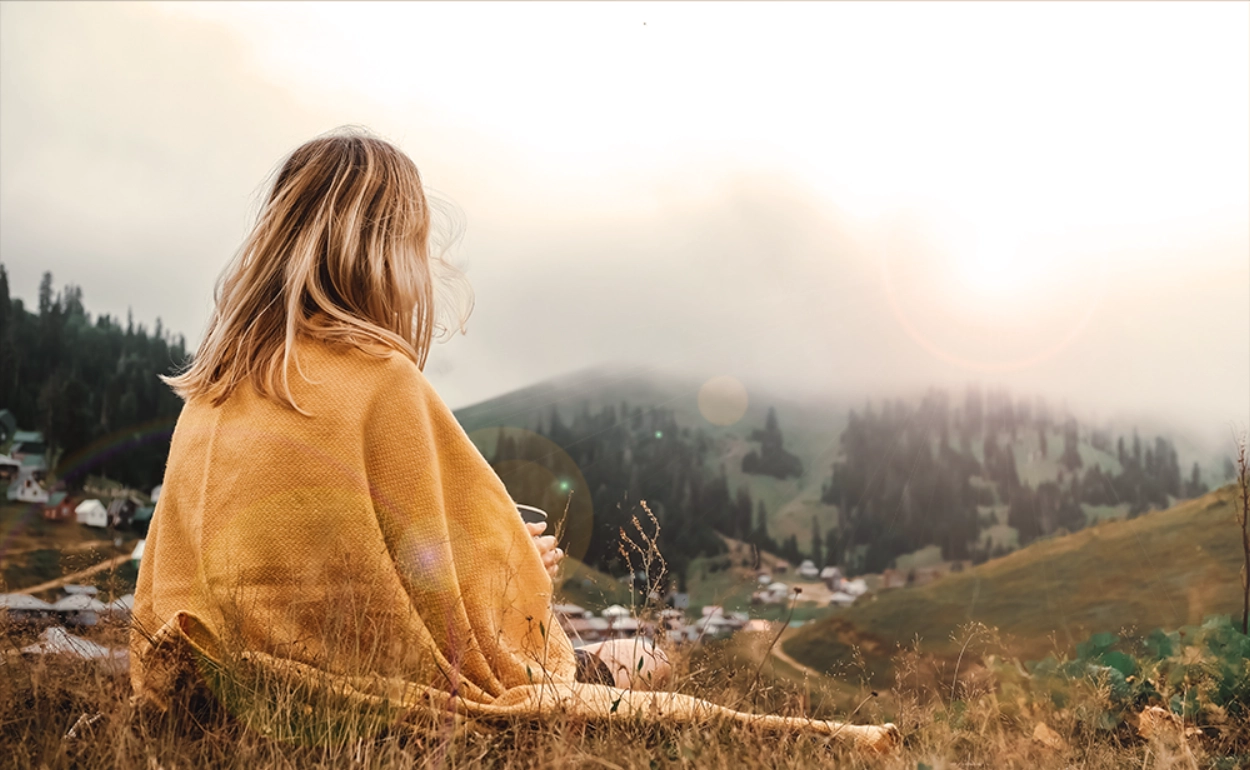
[165,127,473,411]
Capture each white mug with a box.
[516,503,548,526]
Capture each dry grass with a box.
[2,612,1246,769]
[2,506,1245,769]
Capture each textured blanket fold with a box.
[130,337,897,752]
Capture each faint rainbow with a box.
[0,416,177,558]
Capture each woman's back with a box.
[131,335,575,708]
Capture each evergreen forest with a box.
[0,267,188,490]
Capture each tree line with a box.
[0,267,188,490]
[820,386,1213,575]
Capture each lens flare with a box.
[467,427,593,562]
[878,220,1108,373]
[697,375,749,426]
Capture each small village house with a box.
[881,569,908,589]
[750,581,793,606]
[42,491,78,522]
[8,430,46,465]
[7,465,49,504]
[819,565,843,590]
[74,499,109,528]
[107,497,139,528]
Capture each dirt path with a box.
[0,539,113,562]
[769,627,826,680]
[15,553,133,595]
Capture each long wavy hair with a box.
[164,127,473,411]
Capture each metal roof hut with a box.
[21,626,129,674]
[0,593,55,624]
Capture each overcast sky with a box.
[1,1,1247,446]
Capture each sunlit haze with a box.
[1,1,1246,445]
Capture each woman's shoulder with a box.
[294,335,429,395]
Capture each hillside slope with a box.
[452,364,847,543]
[784,484,1245,684]
[452,366,1227,566]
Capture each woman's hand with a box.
[525,521,563,579]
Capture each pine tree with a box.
[824,526,843,568]
[781,534,801,566]
[742,406,803,479]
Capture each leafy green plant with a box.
[999,615,1249,735]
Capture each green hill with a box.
[554,556,634,611]
[783,484,1246,685]
[453,368,1230,576]
[452,364,847,544]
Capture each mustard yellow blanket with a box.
[131,337,897,751]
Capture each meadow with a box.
[784,485,1247,684]
[2,608,1245,769]
[2,490,1247,768]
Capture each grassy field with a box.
[0,503,140,600]
[3,613,1244,769]
[784,484,1247,687]
[2,486,1246,768]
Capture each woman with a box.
[130,128,897,751]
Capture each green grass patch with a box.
[785,485,1246,686]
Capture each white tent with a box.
[150,483,163,504]
[21,626,129,673]
[842,578,869,596]
[105,594,135,616]
[0,595,55,612]
[610,617,639,634]
[829,591,858,607]
[601,604,630,619]
[75,499,108,528]
[130,539,146,562]
[552,603,589,619]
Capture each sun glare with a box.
[958,226,1031,297]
